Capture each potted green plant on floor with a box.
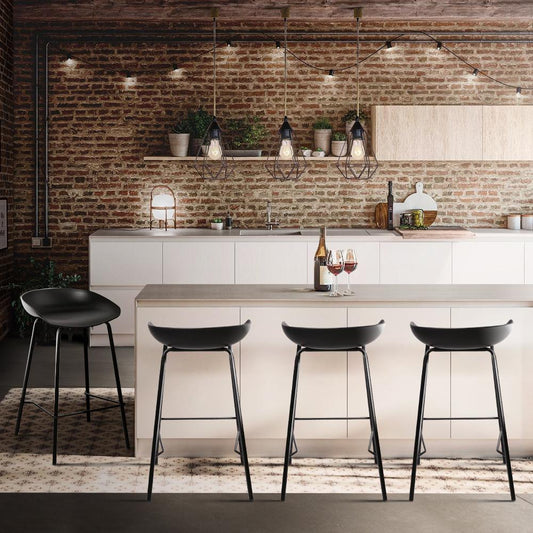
[313,118,332,155]
[168,115,191,157]
[225,116,268,157]
[187,108,212,156]
[331,132,348,157]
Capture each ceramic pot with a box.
[168,133,190,157]
[331,140,347,157]
[189,137,203,156]
[313,129,332,155]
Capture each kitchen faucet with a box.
[265,201,279,230]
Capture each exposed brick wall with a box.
[0,0,13,339]
[11,18,533,288]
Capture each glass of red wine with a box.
[343,248,358,295]
[326,249,344,297]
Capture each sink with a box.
[239,229,303,236]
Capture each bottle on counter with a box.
[225,212,233,230]
[387,181,394,230]
[314,227,332,292]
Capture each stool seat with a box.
[410,320,512,350]
[148,319,251,350]
[281,320,384,350]
[21,288,120,328]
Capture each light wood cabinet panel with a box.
[135,307,241,440]
[372,105,483,161]
[163,242,234,284]
[240,307,347,441]
[348,308,451,441]
[483,106,533,160]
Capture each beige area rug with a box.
[0,388,529,494]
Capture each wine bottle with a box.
[314,227,332,292]
[387,181,394,230]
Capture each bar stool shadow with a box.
[280,320,387,502]
[146,319,253,502]
[409,320,515,501]
[15,288,130,465]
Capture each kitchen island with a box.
[135,284,533,459]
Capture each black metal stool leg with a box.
[106,322,130,449]
[147,349,168,502]
[83,328,91,422]
[227,346,254,501]
[361,348,387,501]
[489,347,515,501]
[281,347,302,502]
[496,430,506,464]
[409,347,431,501]
[52,327,62,466]
[15,318,39,436]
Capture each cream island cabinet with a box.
[135,284,533,458]
[89,228,533,346]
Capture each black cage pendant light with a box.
[265,7,306,181]
[336,8,378,180]
[194,9,234,180]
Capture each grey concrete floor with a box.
[0,335,532,532]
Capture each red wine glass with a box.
[343,248,358,295]
[326,249,344,297]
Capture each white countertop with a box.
[90,227,533,242]
[136,284,533,307]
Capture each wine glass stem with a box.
[335,275,338,296]
[347,275,351,294]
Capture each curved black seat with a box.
[410,320,513,350]
[21,288,120,328]
[282,320,384,350]
[146,320,253,502]
[409,319,515,502]
[148,319,251,350]
[280,320,387,502]
[16,288,129,465]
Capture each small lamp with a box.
[150,186,176,230]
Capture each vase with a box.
[313,129,332,155]
[189,137,203,156]
[168,133,190,157]
[331,140,347,157]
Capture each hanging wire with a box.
[213,15,217,116]
[356,14,360,116]
[283,16,288,117]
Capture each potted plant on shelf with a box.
[225,116,268,157]
[300,146,312,157]
[342,109,369,139]
[331,132,348,157]
[211,217,224,230]
[168,116,191,157]
[187,108,212,156]
[311,147,325,157]
[313,117,332,155]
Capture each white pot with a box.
[331,140,347,157]
[313,129,332,155]
[168,133,190,157]
[211,222,224,230]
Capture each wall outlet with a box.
[31,236,53,248]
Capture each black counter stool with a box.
[16,288,130,465]
[280,320,387,502]
[409,320,514,501]
[146,319,253,502]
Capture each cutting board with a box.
[395,226,475,239]
[393,182,438,227]
[375,203,388,229]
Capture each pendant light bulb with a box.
[279,139,294,160]
[207,139,222,160]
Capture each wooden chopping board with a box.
[375,203,388,229]
[393,182,438,227]
[395,226,475,239]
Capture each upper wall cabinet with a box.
[372,105,483,161]
[372,105,533,161]
[482,106,533,160]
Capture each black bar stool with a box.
[409,320,515,501]
[280,320,387,502]
[146,319,253,502]
[16,288,130,465]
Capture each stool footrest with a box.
[295,416,370,421]
[424,416,498,421]
[161,416,236,421]
[23,400,122,420]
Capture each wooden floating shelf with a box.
[143,156,339,162]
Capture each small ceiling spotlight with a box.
[436,41,443,50]
[172,64,179,72]
[386,41,392,49]
[226,40,232,47]
[516,87,522,96]
[472,68,479,77]
[65,54,74,66]
[328,69,334,77]
[276,41,281,49]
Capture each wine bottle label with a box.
[320,266,333,285]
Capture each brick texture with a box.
[10,17,533,294]
[0,0,13,339]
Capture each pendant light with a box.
[336,8,378,181]
[265,7,306,182]
[194,8,233,180]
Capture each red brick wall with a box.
[0,0,13,339]
[11,19,533,287]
